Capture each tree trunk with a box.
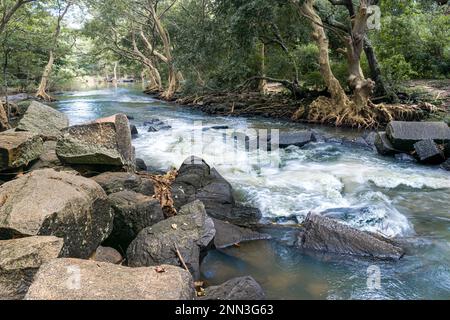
[35,2,71,101]
[113,61,118,85]
[299,0,350,108]
[35,50,55,101]
[258,42,268,94]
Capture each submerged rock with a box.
[56,114,135,170]
[127,200,215,279]
[441,159,450,171]
[103,190,164,251]
[0,131,43,171]
[130,124,138,137]
[296,213,404,260]
[25,258,195,300]
[212,218,271,249]
[172,156,261,226]
[386,121,450,151]
[202,276,265,300]
[91,171,154,195]
[277,131,315,148]
[395,153,416,162]
[375,132,398,156]
[16,101,69,140]
[135,158,147,171]
[92,246,123,264]
[413,139,445,164]
[0,169,113,258]
[0,236,63,300]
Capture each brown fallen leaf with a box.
[154,266,166,273]
[194,281,204,287]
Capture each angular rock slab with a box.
[16,101,69,140]
[0,236,63,300]
[103,190,164,250]
[0,169,113,258]
[413,139,445,164]
[386,121,450,151]
[203,276,265,300]
[212,218,271,249]
[127,200,215,279]
[91,171,154,195]
[276,131,315,149]
[0,131,43,171]
[374,132,398,156]
[25,258,195,300]
[56,114,135,170]
[296,213,404,260]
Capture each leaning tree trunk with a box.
[149,4,178,100]
[258,42,268,94]
[35,2,71,101]
[35,50,55,101]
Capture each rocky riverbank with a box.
[0,98,429,300]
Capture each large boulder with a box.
[374,132,398,156]
[386,121,450,151]
[91,171,154,195]
[25,258,195,300]
[0,169,113,258]
[202,276,265,300]
[56,114,135,170]
[296,213,404,260]
[212,218,271,249]
[127,200,215,279]
[0,236,63,300]
[16,101,69,140]
[413,139,445,164]
[103,190,164,250]
[0,131,43,171]
[171,156,261,226]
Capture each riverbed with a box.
[54,86,450,300]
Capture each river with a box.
[54,86,450,300]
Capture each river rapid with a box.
[54,86,450,300]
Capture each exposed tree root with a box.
[35,91,56,102]
[139,169,178,218]
[292,96,435,128]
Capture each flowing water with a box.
[55,86,450,300]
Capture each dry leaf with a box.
[194,281,204,287]
[154,266,166,273]
[171,224,178,230]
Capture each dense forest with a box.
[0,0,449,128]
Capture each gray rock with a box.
[135,158,147,171]
[91,172,155,195]
[0,169,113,258]
[277,131,315,148]
[171,156,261,226]
[212,218,271,249]
[413,139,445,164]
[127,200,215,279]
[441,159,450,171]
[130,124,138,137]
[363,131,377,149]
[25,258,195,300]
[0,131,44,171]
[296,213,404,260]
[29,140,63,170]
[92,246,123,264]
[103,190,164,250]
[0,236,63,300]
[375,132,399,156]
[16,101,69,140]
[56,114,135,170]
[203,276,265,300]
[386,121,450,151]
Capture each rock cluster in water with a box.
[374,121,450,170]
[0,99,411,300]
